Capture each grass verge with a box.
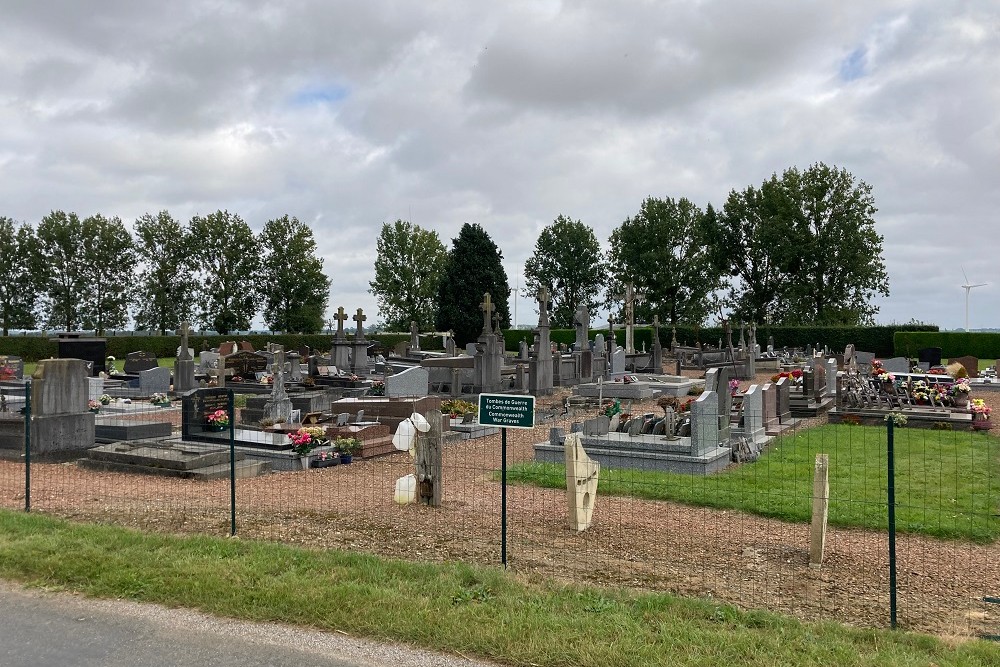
[508,424,1000,542]
[1,510,999,666]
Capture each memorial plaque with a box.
[224,351,269,379]
[182,388,231,439]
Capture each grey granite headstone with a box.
[627,417,642,437]
[583,415,610,436]
[825,357,838,397]
[199,351,220,373]
[387,366,429,397]
[138,366,170,396]
[762,382,777,430]
[776,376,791,422]
[881,357,909,374]
[742,384,764,442]
[287,352,303,382]
[611,348,625,375]
[608,412,620,432]
[691,390,720,457]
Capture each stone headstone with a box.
[843,344,856,369]
[519,340,529,360]
[854,351,876,370]
[812,362,826,401]
[627,417,642,437]
[742,384,764,442]
[199,351,220,372]
[123,351,158,375]
[139,366,171,396]
[824,358,837,398]
[762,382,777,430]
[87,376,103,402]
[690,391,720,457]
[54,334,107,376]
[611,348,625,375]
[387,366,429,398]
[225,351,269,380]
[593,334,605,358]
[287,352,303,382]
[917,347,942,368]
[951,355,979,378]
[32,359,89,415]
[410,321,420,351]
[263,349,292,424]
[881,357,910,375]
[583,415,610,436]
[0,355,24,380]
[775,376,791,422]
[573,305,590,351]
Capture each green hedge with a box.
[894,331,1000,360]
[0,332,443,362]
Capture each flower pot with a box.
[954,394,969,408]
[89,408,100,414]
[972,417,992,431]
[299,455,311,470]
[339,454,353,464]
[312,457,340,468]
[206,424,226,432]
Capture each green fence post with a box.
[887,419,898,629]
[23,380,31,513]
[229,389,236,536]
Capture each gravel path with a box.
[1,371,998,638]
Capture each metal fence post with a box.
[23,380,31,513]
[229,389,236,536]
[887,419,898,629]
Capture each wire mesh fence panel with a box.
[889,423,1000,637]
[505,407,898,629]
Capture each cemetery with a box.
[3,305,1000,640]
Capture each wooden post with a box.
[415,409,443,506]
[810,453,830,567]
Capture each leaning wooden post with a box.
[810,453,830,567]
[415,409,443,506]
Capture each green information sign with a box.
[478,393,536,429]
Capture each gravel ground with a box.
[1,370,998,639]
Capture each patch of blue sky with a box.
[839,46,867,82]
[291,84,349,107]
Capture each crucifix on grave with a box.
[536,286,551,328]
[173,320,197,391]
[480,293,495,337]
[264,347,292,424]
[353,308,367,340]
[334,306,349,340]
[179,321,192,361]
[613,283,642,354]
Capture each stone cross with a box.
[353,308,367,338]
[536,287,550,327]
[410,321,420,350]
[179,320,192,360]
[652,315,661,349]
[480,293,495,335]
[334,306,348,339]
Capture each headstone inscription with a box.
[181,387,230,439]
[123,351,158,375]
[225,351,269,380]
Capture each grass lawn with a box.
[1,510,998,667]
[507,424,1000,543]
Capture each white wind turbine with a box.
[961,266,988,332]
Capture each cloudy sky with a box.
[1,1,997,331]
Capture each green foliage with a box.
[712,164,890,325]
[435,223,510,345]
[259,215,330,333]
[188,210,261,334]
[35,210,89,331]
[523,215,605,328]
[369,220,448,331]
[0,217,40,335]
[894,331,1000,360]
[133,211,198,335]
[80,214,136,335]
[5,512,998,667]
[507,424,1000,543]
[608,197,722,325]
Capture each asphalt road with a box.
[0,581,494,667]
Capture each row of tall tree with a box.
[0,210,330,335]
[368,163,890,342]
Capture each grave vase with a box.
[299,455,312,470]
[954,393,969,408]
[206,423,226,432]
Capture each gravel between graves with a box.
[2,371,999,639]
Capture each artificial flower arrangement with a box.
[770,369,803,384]
[99,394,113,405]
[105,356,118,374]
[149,392,170,405]
[207,409,229,427]
[728,378,741,396]
[951,379,971,396]
[288,426,327,455]
[0,363,14,381]
[929,384,949,404]
[971,399,991,419]
[368,380,386,396]
[910,380,930,403]
[88,399,100,412]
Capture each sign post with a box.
[479,393,536,568]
